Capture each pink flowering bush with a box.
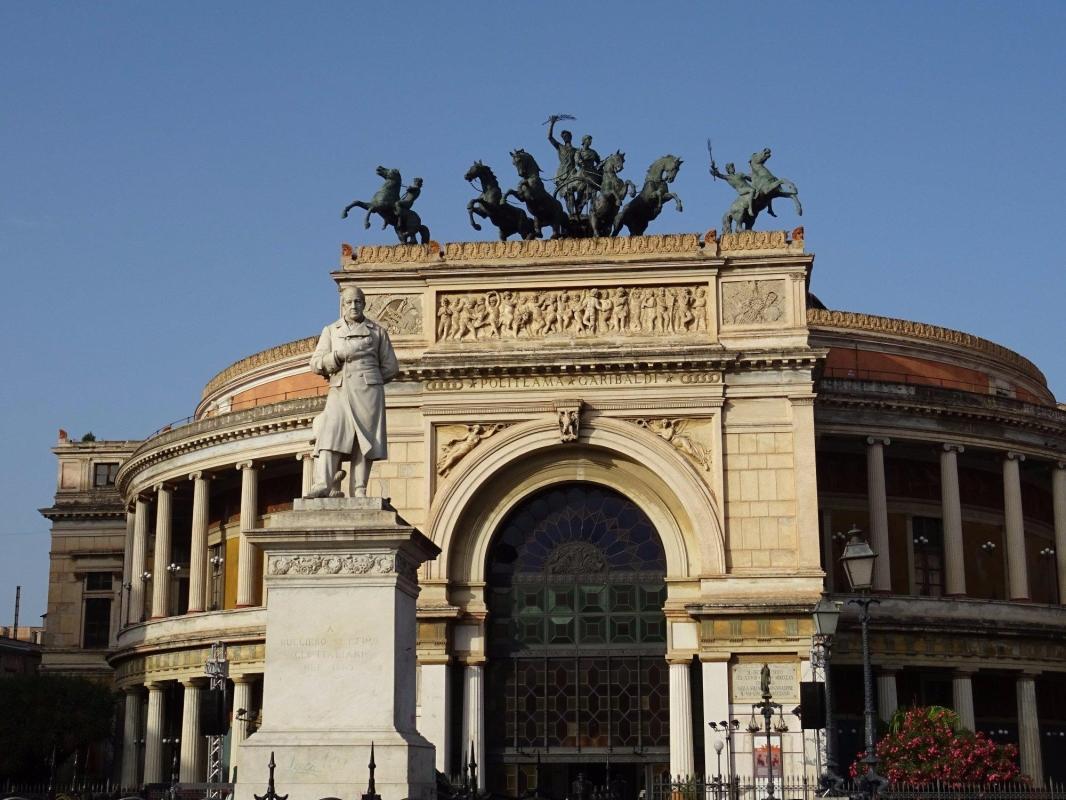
[850,706,1026,785]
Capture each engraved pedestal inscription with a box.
[233,500,440,800]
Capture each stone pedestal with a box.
[233,497,440,800]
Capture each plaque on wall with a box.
[730,661,799,703]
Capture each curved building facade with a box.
[39,230,1066,792]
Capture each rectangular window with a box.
[85,571,113,591]
[82,597,112,648]
[912,516,945,597]
[209,543,225,611]
[92,462,119,487]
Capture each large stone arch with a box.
[425,416,724,589]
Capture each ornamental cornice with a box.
[816,378,1066,441]
[116,397,324,497]
[807,308,1046,387]
[202,335,318,400]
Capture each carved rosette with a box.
[268,552,417,581]
[365,294,423,336]
[444,232,701,261]
[436,283,708,342]
[721,280,786,326]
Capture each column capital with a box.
[188,470,214,482]
[180,676,208,689]
[666,655,694,666]
[1006,451,1027,463]
[866,436,891,447]
[145,680,168,691]
[296,451,314,462]
[231,672,259,685]
[236,460,261,472]
[1055,461,1066,471]
[154,482,175,494]
[1016,669,1042,679]
[941,443,965,454]
[952,667,978,678]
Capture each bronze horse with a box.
[341,166,430,244]
[506,149,570,239]
[465,161,537,241]
[612,154,683,236]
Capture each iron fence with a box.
[648,777,1066,800]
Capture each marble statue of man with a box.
[306,286,399,498]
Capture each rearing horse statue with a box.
[465,161,537,241]
[612,154,683,236]
[589,151,636,237]
[342,166,401,229]
[505,149,570,239]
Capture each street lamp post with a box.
[708,718,741,799]
[839,526,885,798]
[812,595,842,790]
[746,666,788,800]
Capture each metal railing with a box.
[648,777,1066,800]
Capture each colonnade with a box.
[857,438,1066,602]
[118,674,261,787]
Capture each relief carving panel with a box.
[721,280,786,326]
[365,294,423,336]
[633,417,713,471]
[437,284,708,341]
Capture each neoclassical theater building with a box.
[39,230,1066,793]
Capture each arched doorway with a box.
[484,483,670,799]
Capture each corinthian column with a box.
[940,444,966,596]
[1053,463,1066,603]
[235,461,261,607]
[1003,452,1029,601]
[668,658,695,778]
[129,496,149,623]
[866,437,892,592]
[187,472,210,613]
[1016,673,1044,785]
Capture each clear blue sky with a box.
[2,2,1064,625]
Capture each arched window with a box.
[484,483,669,797]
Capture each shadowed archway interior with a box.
[483,482,670,798]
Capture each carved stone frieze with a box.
[351,242,442,265]
[721,280,786,326]
[268,552,417,581]
[365,294,423,336]
[634,418,712,471]
[444,232,701,261]
[435,423,510,476]
[436,284,708,342]
[719,229,789,251]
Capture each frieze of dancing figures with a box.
[436,284,708,342]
